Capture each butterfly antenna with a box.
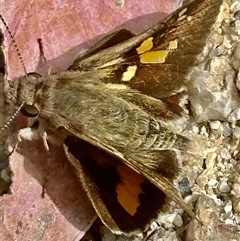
[0,15,26,134]
[0,14,28,75]
[0,102,24,134]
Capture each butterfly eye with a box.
[21,104,39,118]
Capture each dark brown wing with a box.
[69,0,222,99]
[64,136,181,235]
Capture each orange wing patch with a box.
[116,164,145,215]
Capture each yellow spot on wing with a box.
[136,37,153,54]
[122,65,137,81]
[140,50,169,64]
[168,39,178,50]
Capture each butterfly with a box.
[1,0,222,236]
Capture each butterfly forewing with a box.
[69,0,222,98]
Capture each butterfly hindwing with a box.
[64,136,181,234]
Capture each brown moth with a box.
[1,0,222,236]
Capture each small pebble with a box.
[225,218,234,225]
[205,152,217,169]
[232,183,240,195]
[229,158,237,166]
[150,221,159,230]
[200,126,209,137]
[220,122,232,137]
[208,178,218,186]
[224,203,233,213]
[191,125,199,134]
[164,213,177,223]
[233,126,240,138]
[220,148,231,160]
[173,214,183,227]
[210,120,221,130]
[218,180,231,193]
